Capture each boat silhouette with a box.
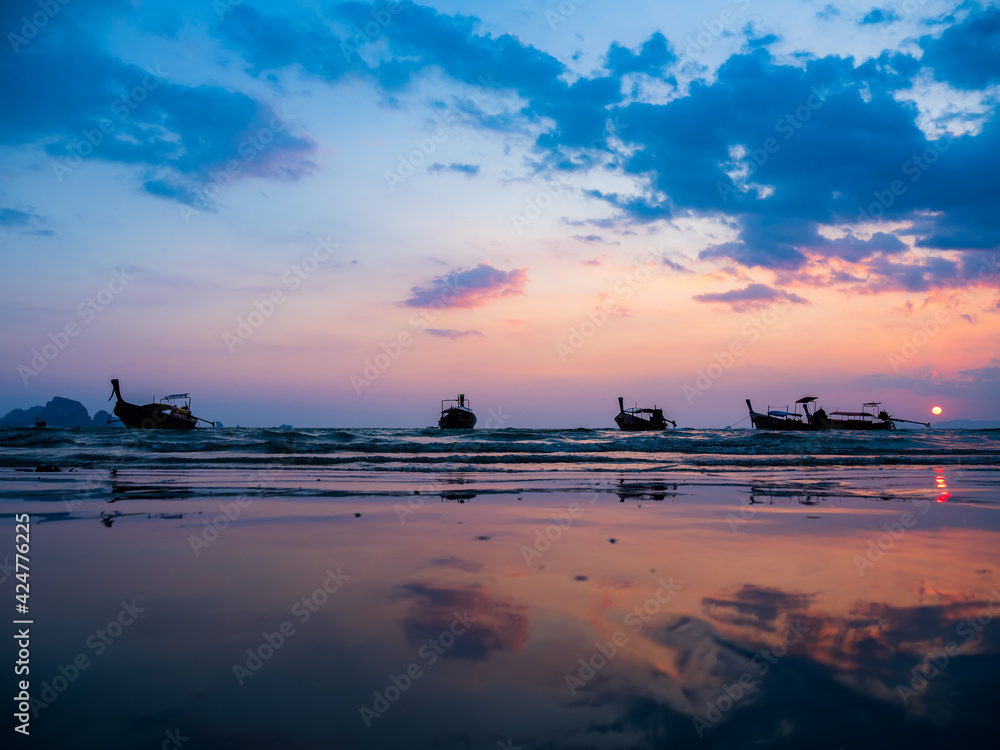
[805,400,929,430]
[109,379,214,430]
[614,397,675,431]
[747,397,930,431]
[438,394,476,429]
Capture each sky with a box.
[1,0,998,428]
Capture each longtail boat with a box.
[804,401,929,431]
[746,397,820,431]
[109,379,214,429]
[438,394,476,429]
[615,397,675,431]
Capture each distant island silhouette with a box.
[0,397,115,428]
[931,419,1000,430]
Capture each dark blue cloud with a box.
[824,231,908,261]
[333,1,566,99]
[864,253,961,292]
[0,209,32,227]
[214,4,350,80]
[618,50,929,220]
[0,206,49,237]
[606,32,677,78]
[704,226,907,272]
[920,5,1000,89]
[143,179,204,208]
[223,2,619,155]
[860,8,898,25]
[747,32,781,49]
[0,15,316,206]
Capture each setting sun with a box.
[932,406,943,415]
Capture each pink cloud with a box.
[403,263,529,309]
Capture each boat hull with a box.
[438,408,476,429]
[748,413,818,431]
[615,414,668,431]
[746,399,819,431]
[113,401,197,430]
[816,418,894,431]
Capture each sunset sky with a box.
[1,0,998,427]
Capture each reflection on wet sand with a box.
[12,468,1000,748]
[749,486,893,505]
[617,480,679,502]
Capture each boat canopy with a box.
[767,410,800,417]
[830,411,869,417]
[795,397,818,404]
[164,393,190,400]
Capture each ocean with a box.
[3,426,999,749]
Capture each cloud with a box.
[403,262,529,308]
[220,1,622,155]
[693,282,810,312]
[959,366,1000,381]
[425,328,483,339]
[427,162,480,175]
[395,583,530,661]
[703,584,814,629]
[143,179,204,208]
[747,32,781,49]
[213,4,350,80]
[0,16,317,207]
[605,32,677,79]
[661,256,692,274]
[920,5,1000,90]
[859,8,898,26]
[0,209,33,227]
[0,206,50,238]
[428,556,482,572]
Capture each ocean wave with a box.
[1,426,997,471]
